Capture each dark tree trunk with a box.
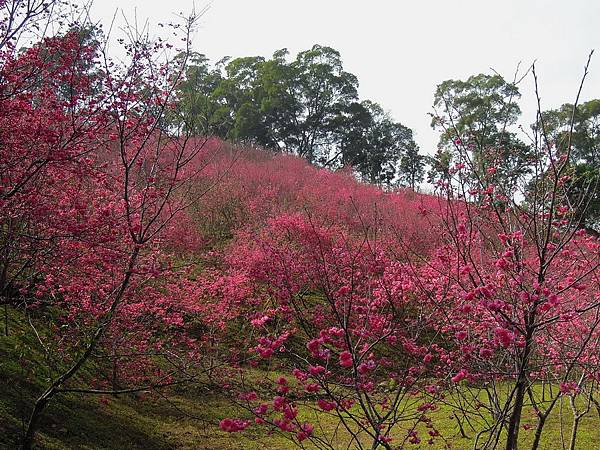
[505,324,535,450]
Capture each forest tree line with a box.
[174,45,599,229]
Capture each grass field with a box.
[2,310,599,449]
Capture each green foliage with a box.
[339,100,422,186]
[539,99,600,164]
[432,74,521,146]
[282,45,358,163]
[427,148,452,184]
[537,99,600,230]
[430,73,532,192]
[174,53,231,136]
[174,45,423,186]
[398,141,425,190]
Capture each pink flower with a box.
[297,422,314,440]
[357,363,368,375]
[408,431,421,444]
[495,258,509,269]
[451,369,468,383]
[317,399,336,411]
[455,331,468,341]
[559,382,580,395]
[337,285,350,296]
[220,418,250,432]
[273,396,286,410]
[283,405,298,420]
[239,391,258,401]
[296,431,309,442]
[305,383,320,393]
[306,338,322,354]
[257,347,273,358]
[479,348,493,358]
[253,403,268,415]
[495,327,514,348]
[339,351,353,367]
[250,315,270,327]
[309,365,326,376]
[292,368,308,382]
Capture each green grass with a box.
[0,308,292,450]
[1,309,599,449]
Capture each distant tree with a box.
[339,100,420,187]
[175,45,421,185]
[426,148,452,185]
[284,45,358,163]
[536,99,600,231]
[217,55,280,147]
[249,48,301,150]
[174,52,230,136]
[176,45,359,162]
[430,73,532,194]
[398,140,425,190]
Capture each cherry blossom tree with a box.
[415,53,599,450]
[0,3,235,448]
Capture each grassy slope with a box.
[0,308,292,450]
[2,309,600,450]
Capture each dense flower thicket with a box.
[1,3,599,450]
[0,22,215,373]
[194,147,438,250]
[195,125,600,450]
[187,146,599,449]
[0,4,234,448]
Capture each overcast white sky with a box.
[90,0,599,155]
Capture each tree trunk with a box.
[505,325,535,450]
[530,415,546,450]
[592,396,600,418]
[22,391,51,450]
[568,416,580,450]
[506,377,527,450]
[4,302,8,336]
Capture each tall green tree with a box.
[217,55,272,145]
[339,100,420,187]
[430,73,532,193]
[185,45,360,162]
[398,140,425,190]
[174,45,422,186]
[426,148,452,185]
[537,99,600,230]
[174,52,230,136]
[284,45,358,163]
